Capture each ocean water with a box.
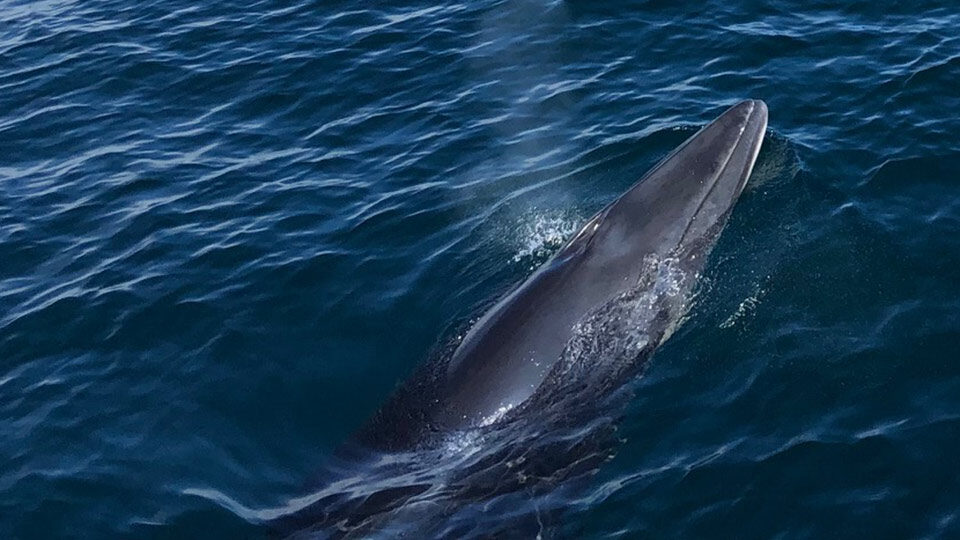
[2,0,959,537]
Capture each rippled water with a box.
[2,0,959,537]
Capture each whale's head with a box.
[566,100,768,278]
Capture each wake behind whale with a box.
[270,100,769,538]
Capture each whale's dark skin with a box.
[358,100,768,449]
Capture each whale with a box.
[270,100,768,537]
[358,99,768,449]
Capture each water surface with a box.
[1,0,959,537]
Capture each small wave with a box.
[719,284,766,329]
[744,132,802,192]
[864,153,960,189]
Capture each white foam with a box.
[511,210,580,263]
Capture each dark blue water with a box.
[2,0,959,537]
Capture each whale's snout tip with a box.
[726,99,768,124]
[748,99,768,120]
